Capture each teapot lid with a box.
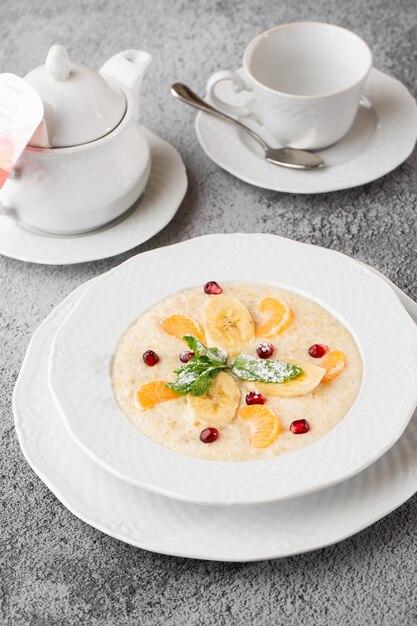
[24,44,126,148]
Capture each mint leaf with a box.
[165,342,226,396]
[188,369,218,396]
[205,346,227,365]
[166,364,221,396]
[183,334,205,355]
[230,354,302,383]
[166,336,302,397]
[183,334,227,366]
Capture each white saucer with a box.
[13,255,417,561]
[195,68,417,193]
[0,128,187,265]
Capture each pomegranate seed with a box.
[246,391,266,405]
[308,344,328,358]
[142,350,159,366]
[180,350,195,363]
[256,343,275,359]
[204,281,222,295]
[290,419,310,434]
[200,427,219,443]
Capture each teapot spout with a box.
[100,50,152,121]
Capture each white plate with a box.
[0,128,187,265]
[195,69,417,193]
[48,234,417,505]
[13,266,417,561]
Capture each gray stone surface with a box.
[1,0,417,623]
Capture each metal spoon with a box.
[171,82,324,170]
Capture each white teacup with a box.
[207,22,372,150]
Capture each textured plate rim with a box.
[12,259,417,561]
[47,233,417,505]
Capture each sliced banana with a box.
[250,362,325,398]
[204,295,255,353]
[187,371,241,429]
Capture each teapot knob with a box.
[45,44,71,81]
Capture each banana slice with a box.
[251,362,325,398]
[187,371,241,429]
[204,295,255,353]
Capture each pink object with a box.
[142,350,159,366]
[256,343,275,359]
[200,428,219,443]
[290,419,310,434]
[245,391,266,405]
[308,344,328,358]
[179,350,195,363]
[0,74,44,189]
[204,281,222,295]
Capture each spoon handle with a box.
[171,82,269,152]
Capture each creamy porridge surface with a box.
[112,283,362,461]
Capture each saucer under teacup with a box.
[0,128,187,265]
[195,68,417,193]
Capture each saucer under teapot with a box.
[0,44,152,234]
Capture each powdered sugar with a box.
[231,354,301,382]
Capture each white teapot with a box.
[0,45,152,234]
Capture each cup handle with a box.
[206,70,254,117]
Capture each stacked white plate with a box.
[14,234,417,561]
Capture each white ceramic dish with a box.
[48,234,417,505]
[0,47,153,234]
[13,264,417,561]
[207,23,372,149]
[0,128,187,265]
[196,68,417,193]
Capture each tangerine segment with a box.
[256,297,292,338]
[238,405,281,449]
[160,315,205,343]
[320,350,347,383]
[135,381,181,409]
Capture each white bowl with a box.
[49,234,417,505]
